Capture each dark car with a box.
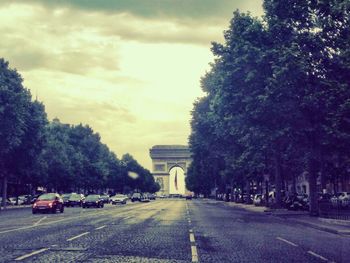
[185,194,193,200]
[67,193,84,207]
[82,195,104,208]
[61,193,71,206]
[149,193,156,200]
[131,192,142,202]
[100,194,110,204]
[32,193,64,214]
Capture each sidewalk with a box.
[221,201,350,235]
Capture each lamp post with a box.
[263,173,270,207]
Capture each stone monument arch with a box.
[149,145,192,195]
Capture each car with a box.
[110,194,128,205]
[67,193,85,207]
[141,193,150,202]
[32,193,64,214]
[82,195,104,208]
[61,193,72,206]
[149,193,156,200]
[18,195,32,205]
[331,192,350,208]
[100,194,110,204]
[131,192,142,202]
[253,194,263,206]
[185,194,193,200]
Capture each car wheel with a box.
[52,206,57,214]
[32,209,37,214]
[60,205,64,213]
[101,203,104,208]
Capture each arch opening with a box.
[169,166,185,195]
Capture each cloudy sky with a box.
[0,0,263,170]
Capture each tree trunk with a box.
[2,176,8,210]
[308,156,319,216]
[320,155,327,192]
[274,153,283,208]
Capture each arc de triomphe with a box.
[149,145,192,195]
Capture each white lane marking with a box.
[33,216,47,226]
[190,233,195,242]
[66,232,90,241]
[14,248,49,261]
[95,225,106,230]
[51,244,58,247]
[189,229,193,233]
[191,245,198,262]
[276,237,298,247]
[307,251,328,261]
[188,220,191,223]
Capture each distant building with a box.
[149,145,192,196]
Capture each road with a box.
[0,199,349,262]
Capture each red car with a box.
[32,193,64,214]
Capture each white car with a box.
[338,192,350,207]
[110,194,128,205]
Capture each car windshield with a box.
[38,193,56,201]
[86,195,99,201]
[115,195,125,198]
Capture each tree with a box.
[0,58,33,209]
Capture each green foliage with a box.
[188,1,350,213]
[0,58,157,200]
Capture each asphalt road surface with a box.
[0,199,349,262]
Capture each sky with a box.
[0,0,263,170]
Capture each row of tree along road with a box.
[186,0,350,216]
[0,58,159,210]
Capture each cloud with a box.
[0,0,264,20]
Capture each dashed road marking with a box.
[307,251,328,261]
[276,237,298,247]
[14,248,49,261]
[33,216,47,226]
[95,225,106,230]
[67,231,90,241]
[191,245,198,262]
[189,229,193,233]
[190,233,195,242]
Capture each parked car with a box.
[100,194,110,204]
[141,193,150,202]
[61,193,72,206]
[67,193,85,207]
[111,194,128,205]
[131,192,142,202]
[32,193,64,214]
[82,195,104,208]
[149,193,156,200]
[331,192,350,208]
[18,195,32,205]
[253,194,263,206]
[185,194,193,200]
[286,194,309,211]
